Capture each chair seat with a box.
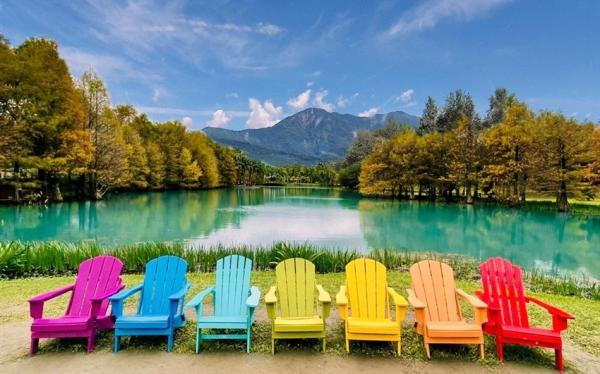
[197,315,248,328]
[31,316,91,332]
[274,316,323,332]
[426,321,482,338]
[116,315,169,329]
[347,318,399,335]
[501,325,561,342]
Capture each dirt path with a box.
[0,321,584,374]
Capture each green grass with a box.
[1,241,598,301]
[1,272,597,371]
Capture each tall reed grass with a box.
[0,240,597,300]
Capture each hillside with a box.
[203,108,419,165]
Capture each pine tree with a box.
[417,96,438,135]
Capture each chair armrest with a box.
[246,286,261,309]
[456,289,487,325]
[526,295,574,331]
[185,287,215,311]
[110,284,143,318]
[265,285,277,320]
[406,288,426,309]
[526,296,574,319]
[336,285,348,320]
[316,284,331,321]
[90,284,126,317]
[169,283,191,317]
[29,283,75,319]
[407,288,427,334]
[388,287,408,323]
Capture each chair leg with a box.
[479,344,485,360]
[196,330,202,354]
[271,338,275,355]
[322,338,326,352]
[496,340,504,362]
[113,335,120,353]
[345,339,350,353]
[30,338,39,356]
[246,332,251,354]
[397,340,401,356]
[424,342,431,359]
[87,334,96,353]
[555,348,564,372]
[167,333,174,352]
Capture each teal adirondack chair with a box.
[110,255,191,352]
[186,255,260,353]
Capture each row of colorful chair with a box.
[28,255,574,371]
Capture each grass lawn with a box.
[1,271,598,371]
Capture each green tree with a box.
[436,89,476,132]
[483,88,515,129]
[417,96,438,135]
[145,142,166,188]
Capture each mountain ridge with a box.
[203,108,420,165]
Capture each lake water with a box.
[0,187,598,279]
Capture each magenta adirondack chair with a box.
[28,256,125,355]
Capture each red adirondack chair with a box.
[28,256,124,355]
[477,258,575,371]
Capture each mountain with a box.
[203,108,420,165]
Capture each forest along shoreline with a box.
[2,39,599,212]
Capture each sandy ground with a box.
[1,320,598,374]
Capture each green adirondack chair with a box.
[265,258,331,354]
[185,255,260,353]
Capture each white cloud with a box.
[313,90,335,112]
[337,92,359,108]
[358,107,379,117]
[306,81,314,87]
[136,106,248,118]
[256,22,285,36]
[226,92,239,99]
[246,98,283,129]
[181,116,193,126]
[206,109,232,127]
[287,89,312,111]
[152,88,162,103]
[397,89,415,103]
[384,0,511,38]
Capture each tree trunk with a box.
[466,181,473,204]
[13,161,20,203]
[556,180,569,212]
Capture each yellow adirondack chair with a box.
[408,260,488,359]
[265,258,331,354]
[336,258,408,355]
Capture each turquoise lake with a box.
[0,187,598,278]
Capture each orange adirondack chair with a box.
[478,258,575,371]
[408,260,488,359]
[336,258,408,355]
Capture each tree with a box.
[215,146,238,186]
[93,109,130,195]
[145,142,166,189]
[417,96,438,135]
[122,124,150,189]
[483,88,515,129]
[180,147,202,188]
[535,112,595,211]
[448,116,482,203]
[436,90,476,132]
[480,101,536,204]
[186,131,220,188]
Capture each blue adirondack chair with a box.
[110,255,191,352]
[185,255,260,353]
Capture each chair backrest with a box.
[67,255,124,317]
[409,260,461,322]
[275,258,316,318]
[215,255,252,316]
[139,255,188,316]
[480,257,529,327]
[345,258,389,320]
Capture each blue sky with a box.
[1,0,599,130]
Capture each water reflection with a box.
[0,187,598,278]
